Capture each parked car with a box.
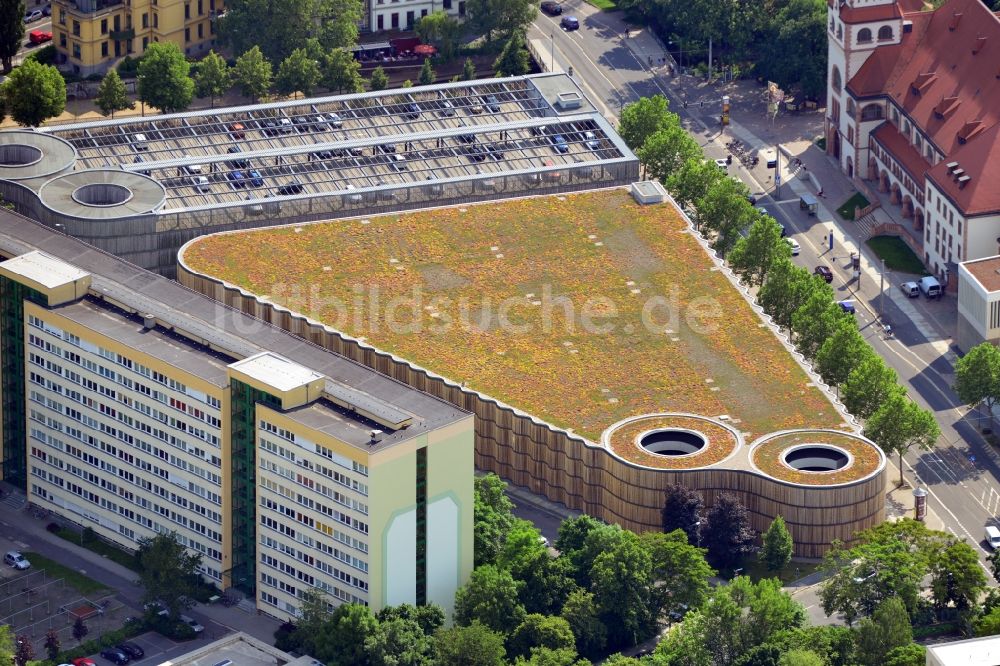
[482,95,501,113]
[464,144,487,162]
[583,130,600,150]
[814,265,833,283]
[29,30,52,44]
[43,4,52,16]
[291,115,314,132]
[228,122,246,139]
[226,146,250,169]
[190,175,211,193]
[550,134,569,154]
[247,170,264,187]
[900,281,920,298]
[403,102,421,119]
[226,170,247,188]
[179,614,204,633]
[987,526,1000,551]
[437,101,456,117]
[115,643,144,659]
[24,9,44,23]
[918,275,942,298]
[377,143,397,154]
[72,659,96,666]
[714,158,728,171]
[99,648,129,665]
[560,15,579,30]
[321,112,343,129]
[785,237,800,256]
[838,300,856,314]
[132,156,150,176]
[4,550,30,570]
[541,1,563,15]
[275,181,304,196]
[484,143,505,160]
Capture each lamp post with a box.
[550,33,555,72]
[689,520,701,547]
[668,39,683,71]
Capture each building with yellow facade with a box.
[0,220,474,618]
[51,0,222,76]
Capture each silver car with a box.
[4,550,30,570]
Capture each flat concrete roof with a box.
[0,209,469,451]
[926,634,1000,665]
[0,250,90,289]
[158,632,298,666]
[961,255,1000,293]
[230,352,325,393]
[36,75,633,213]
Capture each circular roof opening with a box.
[639,428,706,456]
[783,445,850,472]
[71,183,134,208]
[0,144,43,167]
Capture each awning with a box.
[414,44,437,56]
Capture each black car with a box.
[560,15,579,30]
[484,143,505,160]
[275,181,305,196]
[482,95,501,113]
[116,643,144,659]
[227,146,250,169]
[464,144,487,162]
[541,1,562,15]
[403,102,421,120]
[100,648,130,665]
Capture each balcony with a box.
[109,28,134,40]
[56,0,124,18]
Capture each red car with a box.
[72,659,97,666]
[29,30,52,44]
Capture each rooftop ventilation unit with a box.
[142,314,156,330]
[973,36,987,54]
[903,20,913,33]
[369,429,383,445]
[555,91,583,110]
[957,175,971,188]
[946,161,960,173]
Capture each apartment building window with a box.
[198,0,202,14]
[72,20,80,36]
[185,27,190,42]
[391,12,399,28]
[197,23,203,38]
[185,4,190,18]
[102,41,109,57]
[406,10,414,27]
[443,0,451,7]
[142,36,149,49]
[114,15,120,30]
[153,12,158,28]
[59,33,66,47]
[210,0,215,10]
[73,43,80,59]
[58,9,65,25]
[101,19,108,34]
[142,13,148,28]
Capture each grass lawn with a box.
[866,235,929,275]
[585,0,618,9]
[53,528,141,572]
[735,556,823,585]
[24,552,110,595]
[835,192,870,220]
[184,189,842,443]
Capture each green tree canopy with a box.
[418,58,435,86]
[618,95,671,151]
[790,287,844,360]
[761,515,793,571]
[220,0,361,65]
[590,531,659,647]
[815,318,872,389]
[976,605,1000,637]
[778,650,823,666]
[661,483,704,544]
[854,597,912,666]
[233,46,273,102]
[638,123,700,183]
[137,42,193,113]
[639,530,714,617]
[841,353,905,420]
[376,604,445,636]
[194,50,231,107]
[136,532,202,619]
[415,11,461,61]
[757,259,816,331]
[864,392,940,486]
[702,492,756,570]
[308,603,377,666]
[463,57,477,81]
[728,215,791,287]
[369,66,389,91]
[364,617,434,666]
[1,59,66,126]
[493,33,530,77]
[276,47,322,97]
[0,0,25,73]
[560,589,606,660]
[95,69,133,118]
[466,0,536,43]
[454,565,526,633]
[475,473,517,566]
[755,0,828,100]
[323,47,363,94]
[433,621,507,666]
[695,176,756,256]
[667,157,724,213]
[507,614,576,660]
[883,644,926,666]
[954,342,1000,419]
[929,538,987,615]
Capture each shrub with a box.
[117,56,140,77]
[27,45,57,65]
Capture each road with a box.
[529,0,1000,615]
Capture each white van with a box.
[785,238,800,256]
[987,525,1000,550]
[918,275,942,298]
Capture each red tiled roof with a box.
[871,123,929,186]
[840,2,902,22]
[926,121,1000,216]
[899,0,926,12]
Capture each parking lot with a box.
[43,76,630,210]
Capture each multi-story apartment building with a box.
[825,0,1000,289]
[0,235,473,618]
[364,0,465,33]
[51,0,222,76]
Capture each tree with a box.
[929,539,987,615]
[494,33,530,77]
[702,493,756,570]
[639,530,714,618]
[778,651,823,666]
[668,157,724,213]
[765,626,856,666]
[475,473,516,566]
[418,58,435,86]
[369,66,389,91]
[590,531,658,647]
[233,46,273,102]
[695,177,756,256]
[618,95,671,151]
[637,124,700,183]
[136,531,202,619]
[43,628,59,661]
[518,551,578,615]
[0,626,13,666]
[376,604,445,637]
[454,565,526,633]
[661,484,704,544]
[790,288,843,360]
[0,0,24,73]
[508,614,576,660]
[364,617,434,666]
[756,0,828,100]
[560,590,606,660]
[757,259,817,332]
[308,604,377,666]
[728,216,791,287]
[194,50,232,107]
[95,69,133,118]
[654,609,712,666]
[555,514,603,555]
[883,644,925,666]
[277,48,322,98]
[954,341,1000,425]
[137,42,193,113]
[761,516,793,571]
[841,354,906,420]
[1,59,66,126]
[415,11,461,61]
[13,635,32,666]
[976,606,1000,637]
[854,597,912,666]
[434,622,506,666]
[72,617,88,645]
[462,58,477,81]
[466,0,536,43]
[815,318,873,389]
[512,646,586,666]
[864,393,940,487]
[570,523,631,590]
[219,0,361,65]
[323,47,363,94]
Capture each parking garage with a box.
[0,74,638,275]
